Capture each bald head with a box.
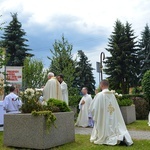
[100,80,109,90]
[81,87,88,95]
[48,72,54,79]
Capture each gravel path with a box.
[75,127,150,140]
[1,126,150,140]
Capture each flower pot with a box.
[120,105,136,124]
[4,112,75,149]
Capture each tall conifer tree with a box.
[138,24,150,78]
[1,13,33,66]
[104,20,139,94]
[74,50,95,94]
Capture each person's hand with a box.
[81,100,85,105]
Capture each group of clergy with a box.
[76,80,133,146]
[3,71,133,147]
[43,72,68,105]
[3,72,69,113]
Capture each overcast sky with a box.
[0,0,150,86]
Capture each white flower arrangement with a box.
[111,90,123,97]
[24,88,35,99]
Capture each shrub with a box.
[69,95,82,107]
[142,70,150,101]
[45,98,71,112]
[117,98,133,106]
[131,87,143,94]
[132,96,149,120]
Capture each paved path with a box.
[1,126,150,140]
[75,127,150,140]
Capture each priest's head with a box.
[48,72,54,79]
[57,74,64,83]
[100,80,109,90]
[81,87,88,95]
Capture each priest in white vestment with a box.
[90,80,133,146]
[57,74,68,105]
[75,87,93,127]
[43,72,62,101]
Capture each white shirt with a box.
[3,92,22,113]
[60,81,68,105]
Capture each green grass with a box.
[0,132,14,150]
[0,133,150,150]
[52,135,150,150]
[0,120,150,150]
[127,120,150,131]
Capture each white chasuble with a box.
[43,77,62,101]
[75,94,92,127]
[90,89,133,146]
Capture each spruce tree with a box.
[74,50,95,95]
[104,20,139,94]
[48,35,77,96]
[138,24,150,78]
[1,13,33,66]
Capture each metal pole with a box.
[100,52,105,81]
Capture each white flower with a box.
[111,90,116,93]
[24,88,35,99]
[19,91,23,95]
[42,101,47,106]
[118,94,122,97]
[3,84,12,87]
[36,91,40,95]
[35,88,43,92]
[115,93,119,96]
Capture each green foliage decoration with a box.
[32,110,56,131]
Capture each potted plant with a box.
[113,91,136,124]
[3,88,75,149]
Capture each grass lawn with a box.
[127,120,150,131]
[0,120,150,150]
[0,132,150,150]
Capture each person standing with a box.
[3,86,22,113]
[90,80,133,146]
[75,87,93,127]
[57,74,68,105]
[43,72,62,101]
